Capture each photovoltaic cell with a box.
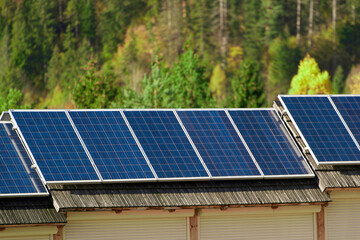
[331,96,360,148]
[11,111,99,182]
[0,123,46,195]
[177,110,261,177]
[69,111,155,180]
[229,110,311,176]
[280,96,360,164]
[124,110,209,179]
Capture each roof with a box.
[0,197,66,225]
[274,100,360,191]
[49,179,330,212]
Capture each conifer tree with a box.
[332,65,344,94]
[229,59,265,108]
[288,54,331,94]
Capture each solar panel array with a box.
[229,110,311,175]
[124,110,209,179]
[6,108,313,187]
[279,95,360,165]
[11,111,100,182]
[0,123,47,195]
[177,110,261,177]
[69,111,155,180]
[4,94,360,196]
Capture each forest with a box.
[0,0,360,111]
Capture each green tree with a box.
[141,61,170,108]
[267,35,300,102]
[0,88,25,112]
[10,3,30,69]
[332,65,345,94]
[46,45,62,92]
[0,27,12,96]
[209,64,227,104]
[167,49,213,108]
[288,54,331,94]
[228,59,265,108]
[73,56,118,109]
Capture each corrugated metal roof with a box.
[0,197,66,225]
[49,180,330,211]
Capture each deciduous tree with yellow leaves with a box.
[288,54,331,94]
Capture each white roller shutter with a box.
[1,235,51,240]
[327,198,360,240]
[200,213,315,240]
[65,217,187,240]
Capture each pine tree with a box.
[46,45,62,92]
[0,27,12,96]
[141,61,170,108]
[209,64,227,104]
[73,55,118,108]
[288,54,331,94]
[228,59,265,108]
[332,65,344,94]
[267,35,300,102]
[167,49,213,108]
[0,88,24,112]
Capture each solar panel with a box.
[0,123,47,195]
[228,110,312,176]
[11,111,100,182]
[177,110,261,177]
[331,96,360,150]
[69,110,155,180]
[124,110,209,179]
[279,95,360,164]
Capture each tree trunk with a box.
[219,0,227,67]
[308,0,313,48]
[296,0,301,45]
[332,0,336,41]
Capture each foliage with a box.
[288,54,331,95]
[345,64,360,94]
[73,56,118,108]
[166,49,213,108]
[0,0,359,109]
[209,65,227,103]
[267,35,300,102]
[0,88,26,112]
[228,59,265,108]
[141,61,170,108]
[332,65,345,94]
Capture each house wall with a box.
[61,205,321,240]
[0,226,58,240]
[326,191,360,240]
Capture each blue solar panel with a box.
[280,96,360,164]
[331,96,360,149]
[0,123,47,195]
[229,110,312,176]
[177,110,261,177]
[11,111,99,182]
[124,110,209,179]
[69,111,155,180]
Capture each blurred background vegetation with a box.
[0,0,360,110]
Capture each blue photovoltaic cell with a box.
[177,110,261,177]
[12,111,99,182]
[0,123,46,195]
[69,111,155,180]
[331,96,360,148]
[229,110,311,175]
[281,96,360,163]
[124,111,209,179]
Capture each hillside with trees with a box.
[0,0,360,110]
